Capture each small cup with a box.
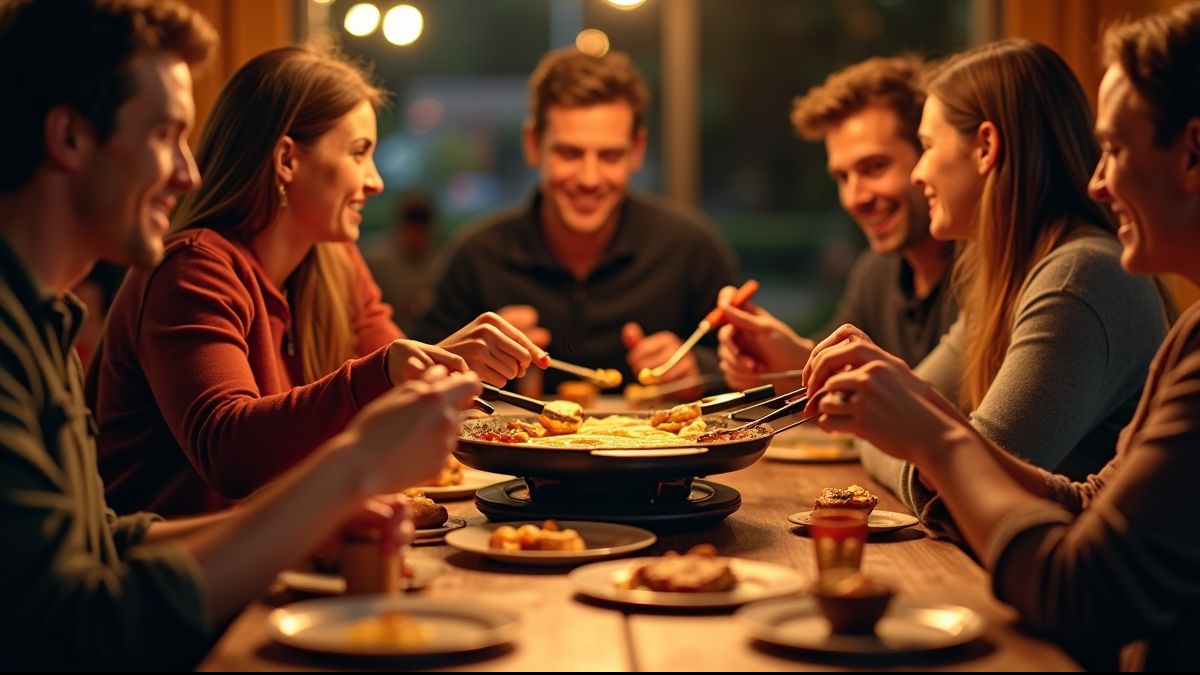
[808,508,869,578]
[813,571,894,634]
[339,535,400,595]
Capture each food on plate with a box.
[637,367,660,386]
[557,380,600,408]
[402,488,449,529]
[814,485,878,514]
[621,544,737,593]
[346,610,434,648]
[487,519,586,551]
[422,455,464,487]
[539,400,584,434]
[593,369,623,389]
[695,427,758,443]
[623,382,658,407]
[649,401,702,433]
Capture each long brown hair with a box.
[925,40,1116,408]
[172,45,386,384]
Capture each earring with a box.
[277,181,288,209]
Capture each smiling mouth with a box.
[863,209,898,232]
[568,195,606,213]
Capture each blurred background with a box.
[182,0,1194,336]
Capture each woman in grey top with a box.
[801,39,1169,532]
[803,4,1200,668]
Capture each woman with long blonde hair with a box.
[800,39,1169,532]
[804,5,1200,668]
[88,46,546,516]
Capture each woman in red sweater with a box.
[88,46,547,516]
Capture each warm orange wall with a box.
[1002,0,1199,311]
[183,0,295,140]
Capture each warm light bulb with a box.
[344,3,381,37]
[574,28,610,57]
[607,0,647,9]
[383,5,423,46]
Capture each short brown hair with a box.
[0,0,217,192]
[1102,1,1200,147]
[790,55,925,150]
[528,47,650,138]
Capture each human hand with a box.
[715,285,813,391]
[385,339,467,384]
[437,311,550,385]
[622,322,702,398]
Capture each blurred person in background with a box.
[418,47,736,397]
[363,190,440,334]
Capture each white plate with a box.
[737,597,987,654]
[414,470,514,501]
[268,596,519,657]
[569,557,807,608]
[444,521,656,566]
[278,556,448,595]
[764,428,859,463]
[787,510,919,534]
[764,443,859,463]
[414,516,468,544]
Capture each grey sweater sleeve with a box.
[861,234,1165,531]
[858,317,964,515]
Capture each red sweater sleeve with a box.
[136,244,395,499]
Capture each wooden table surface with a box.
[200,403,1080,671]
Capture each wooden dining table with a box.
[199,405,1081,672]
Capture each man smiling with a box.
[419,48,736,396]
[717,56,957,393]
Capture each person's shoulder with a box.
[145,228,263,293]
[626,191,718,232]
[847,248,896,278]
[446,202,530,253]
[1030,227,1136,291]
[1162,303,1200,387]
[161,228,245,265]
[1044,226,1124,260]
[625,191,731,261]
[1025,226,1161,318]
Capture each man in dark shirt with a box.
[718,56,957,393]
[418,48,736,396]
[0,1,479,668]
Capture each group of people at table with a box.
[1,0,1197,669]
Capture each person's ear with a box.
[1182,117,1200,193]
[975,121,1001,176]
[273,135,298,184]
[521,119,541,169]
[43,105,94,172]
[629,127,648,172]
